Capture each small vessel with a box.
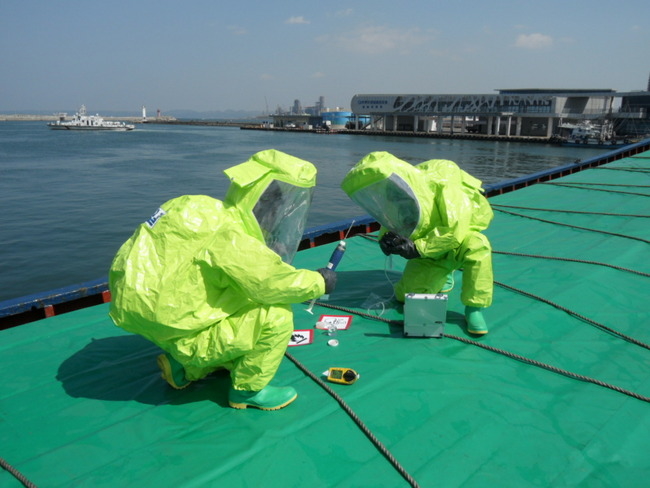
[552,120,635,148]
[48,105,135,131]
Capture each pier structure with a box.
[350,88,650,138]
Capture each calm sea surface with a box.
[0,121,606,302]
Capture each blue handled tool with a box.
[306,221,354,315]
[306,240,346,314]
[326,240,346,270]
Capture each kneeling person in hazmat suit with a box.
[341,151,493,335]
[109,150,336,410]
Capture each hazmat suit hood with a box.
[340,152,433,239]
[341,151,493,257]
[223,149,317,263]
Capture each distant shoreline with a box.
[0,115,554,142]
[0,114,254,125]
[0,114,61,121]
[0,114,153,122]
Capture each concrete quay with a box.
[0,114,550,143]
[240,124,551,143]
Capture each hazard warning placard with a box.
[315,315,353,330]
[288,329,314,347]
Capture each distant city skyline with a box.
[1,1,649,114]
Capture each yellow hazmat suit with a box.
[341,151,494,310]
[109,150,326,392]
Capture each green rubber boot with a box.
[229,385,298,411]
[156,353,192,390]
[440,272,455,293]
[465,306,488,335]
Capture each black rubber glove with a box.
[379,231,420,259]
[317,268,337,294]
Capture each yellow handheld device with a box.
[323,367,359,385]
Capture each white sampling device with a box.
[403,293,447,338]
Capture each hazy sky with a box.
[2,0,649,114]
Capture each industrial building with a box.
[348,87,650,139]
[268,96,350,129]
[270,109,358,130]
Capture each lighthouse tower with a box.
[142,106,147,123]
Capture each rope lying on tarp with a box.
[546,182,650,188]
[493,207,650,245]
[307,300,650,404]
[445,332,650,403]
[491,203,650,219]
[493,250,650,278]
[493,279,650,351]
[290,232,650,482]
[0,457,37,488]
[284,351,420,488]
[542,181,650,198]
[595,166,650,173]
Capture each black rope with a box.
[595,167,650,173]
[491,203,650,219]
[493,207,650,244]
[0,457,37,488]
[493,250,650,278]
[489,252,650,344]
[285,351,420,488]
[543,182,650,198]
[442,333,650,402]
[545,182,650,188]
[493,280,650,350]
[305,301,650,404]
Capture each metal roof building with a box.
[350,89,650,138]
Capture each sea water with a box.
[0,121,606,302]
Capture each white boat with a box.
[48,105,135,131]
[553,120,635,148]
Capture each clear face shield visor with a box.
[253,180,314,263]
[350,174,420,238]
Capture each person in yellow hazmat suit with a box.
[341,151,493,335]
[109,149,336,410]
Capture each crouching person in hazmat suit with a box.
[109,150,336,410]
[341,151,493,335]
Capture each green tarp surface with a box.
[2,152,650,487]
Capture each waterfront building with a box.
[349,87,650,138]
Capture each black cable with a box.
[0,457,37,488]
[285,351,420,488]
